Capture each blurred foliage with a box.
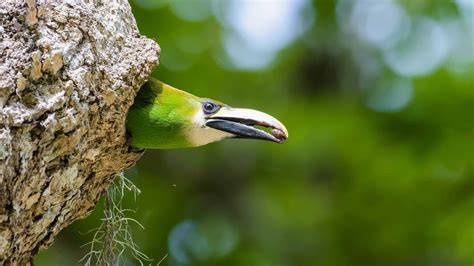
[36,0,473,265]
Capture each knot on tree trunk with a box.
[0,1,160,263]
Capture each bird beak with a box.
[205,107,289,143]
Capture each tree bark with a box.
[0,0,159,264]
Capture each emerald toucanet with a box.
[126,78,288,149]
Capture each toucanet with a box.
[126,78,288,149]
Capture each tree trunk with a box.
[0,0,159,264]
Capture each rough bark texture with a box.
[0,0,160,263]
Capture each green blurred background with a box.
[36,0,473,265]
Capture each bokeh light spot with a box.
[366,77,413,112]
[443,18,474,72]
[168,220,209,265]
[170,0,212,22]
[168,218,239,265]
[351,0,410,49]
[384,17,449,77]
[213,0,315,70]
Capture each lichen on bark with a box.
[0,0,160,263]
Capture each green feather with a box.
[126,79,200,149]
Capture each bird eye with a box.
[202,101,219,114]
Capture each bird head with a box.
[126,79,288,149]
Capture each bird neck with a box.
[126,79,199,149]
